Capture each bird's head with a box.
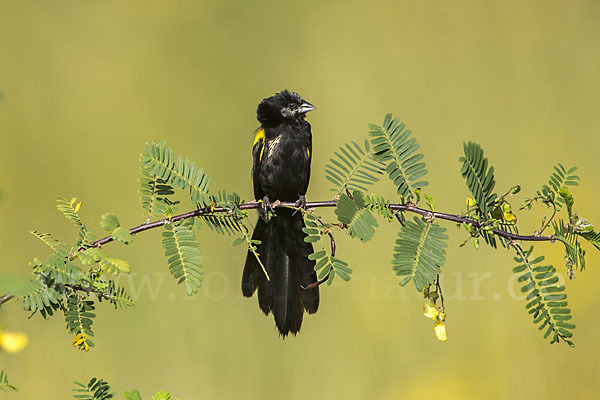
[257,90,316,126]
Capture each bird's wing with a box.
[252,127,266,200]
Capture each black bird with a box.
[242,90,320,337]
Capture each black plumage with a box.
[242,90,319,337]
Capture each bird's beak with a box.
[297,101,316,114]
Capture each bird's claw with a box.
[258,196,273,222]
[293,195,306,216]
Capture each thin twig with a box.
[87,200,555,249]
[0,199,557,306]
[536,201,557,236]
[301,229,336,290]
[436,275,445,311]
[0,282,114,306]
[0,294,13,304]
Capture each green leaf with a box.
[335,192,378,242]
[142,142,211,207]
[152,391,174,400]
[231,237,245,246]
[363,194,395,221]
[30,230,69,256]
[553,220,586,272]
[57,196,93,247]
[0,276,37,298]
[392,217,448,291]
[33,255,83,284]
[304,235,320,243]
[308,250,327,260]
[303,214,352,285]
[99,281,135,309]
[325,140,385,195]
[57,197,85,228]
[99,213,132,244]
[72,377,114,399]
[111,227,133,244]
[458,141,497,217]
[580,230,600,251]
[369,115,428,199]
[424,193,436,211]
[161,223,203,295]
[123,389,142,400]
[19,280,63,318]
[513,245,575,346]
[202,214,241,236]
[79,247,131,274]
[65,295,96,352]
[0,370,18,392]
[523,164,579,211]
[558,187,574,217]
[201,191,244,236]
[139,159,175,222]
[100,213,120,231]
[302,227,319,235]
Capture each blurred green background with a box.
[1,0,599,398]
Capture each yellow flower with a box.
[72,332,85,346]
[423,300,439,319]
[502,202,516,222]
[503,211,517,222]
[466,197,477,208]
[72,332,91,352]
[434,319,448,342]
[0,330,29,353]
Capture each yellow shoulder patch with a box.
[307,148,310,157]
[254,128,267,161]
[253,128,265,146]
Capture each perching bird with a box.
[242,90,320,337]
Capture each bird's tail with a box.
[242,208,319,337]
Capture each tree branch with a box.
[0,281,114,306]
[89,200,554,249]
[0,199,555,306]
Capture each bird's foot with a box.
[293,195,306,215]
[258,195,273,222]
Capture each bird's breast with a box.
[265,136,282,159]
[259,134,311,201]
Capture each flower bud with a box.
[434,319,448,342]
[423,300,439,320]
